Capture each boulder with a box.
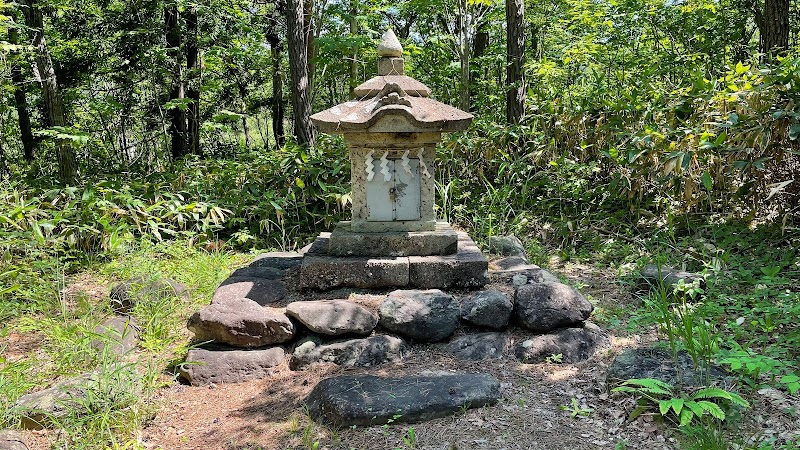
[109,276,187,314]
[488,235,526,257]
[491,256,529,271]
[90,316,139,356]
[249,252,304,270]
[212,277,287,306]
[187,298,295,347]
[513,282,593,332]
[289,335,405,370]
[379,290,459,342]
[460,290,513,329]
[179,345,284,385]
[230,266,285,280]
[0,430,28,450]
[306,373,501,426]
[639,265,706,294]
[285,300,377,336]
[514,322,607,363]
[606,347,731,389]
[443,333,507,361]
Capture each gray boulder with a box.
[289,335,405,370]
[379,290,460,342]
[250,252,304,270]
[212,276,287,306]
[514,322,607,363]
[187,298,295,347]
[0,430,28,450]
[443,333,507,361]
[607,347,731,389]
[90,316,139,356]
[285,300,377,336]
[180,345,284,385]
[640,264,706,294]
[460,290,512,329]
[306,373,501,426]
[489,258,560,286]
[492,256,529,271]
[513,282,593,332]
[488,235,525,257]
[110,276,187,314]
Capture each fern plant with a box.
[612,378,750,427]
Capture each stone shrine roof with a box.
[310,30,473,134]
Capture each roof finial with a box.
[377,29,403,57]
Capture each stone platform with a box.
[299,231,488,290]
[328,221,458,257]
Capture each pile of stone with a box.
[180,235,607,386]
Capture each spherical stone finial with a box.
[377,29,403,57]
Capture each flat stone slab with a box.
[250,252,304,270]
[110,276,188,314]
[286,300,377,336]
[300,255,409,290]
[212,277,287,306]
[90,316,139,356]
[444,333,507,360]
[380,289,460,342]
[328,221,458,257]
[290,335,405,370]
[607,346,731,388]
[180,345,285,385]
[639,264,706,293]
[188,298,295,347]
[300,233,331,256]
[408,232,488,289]
[515,322,607,363]
[305,373,501,426]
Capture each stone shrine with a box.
[301,29,488,290]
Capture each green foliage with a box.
[612,378,750,427]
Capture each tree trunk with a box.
[758,0,790,60]
[286,0,315,146]
[185,6,201,156]
[505,0,525,125]
[267,2,286,149]
[22,0,78,182]
[303,0,315,93]
[8,20,35,162]
[348,0,358,98]
[165,5,187,159]
[459,34,471,111]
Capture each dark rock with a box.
[408,233,488,289]
[250,251,304,270]
[187,298,295,347]
[0,430,28,450]
[639,264,706,293]
[212,277,287,306]
[90,316,139,356]
[179,345,284,385]
[607,346,731,389]
[488,235,525,257]
[230,266,285,280]
[514,322,607,363]
[379,290,459,342]
[289,335,405,370]
[285,300,377,336]
[305,373,501,426]
[13,365,137,429]
[444,333,507,360]
[109,276,188,314]
[460,290,513,329]
[300,233,331,256]
[489,258,560,286]
[513,282,593,332]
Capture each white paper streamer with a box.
[417,148,431,178]
[380,151,391,182]
[400,149,413,177]
[365,150,375,182]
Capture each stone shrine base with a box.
[327,221,458,257]
[299,231,488,290]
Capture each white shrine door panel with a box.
[366,158,421,221]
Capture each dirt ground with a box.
[16,262,800,450]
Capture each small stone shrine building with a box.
[300,29,487,290]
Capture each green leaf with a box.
[659,398,684,416]
[696,401,725,420]
[702,171,712,191]
[679,408,694,427]
[790,122,800,140]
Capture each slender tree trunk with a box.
[505,0,525,125]
[348,0,358,97]
[238,83,252,149]
[267,2,286,149]
[256,112,269,148]
[286,0,315,146]
[303,0,315,93]
[165,5,187,159]
[8,21,35,162]
[185,6,201,156]
[459,25,471,111]
[22,0,78,182]
[758,0,790,60]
